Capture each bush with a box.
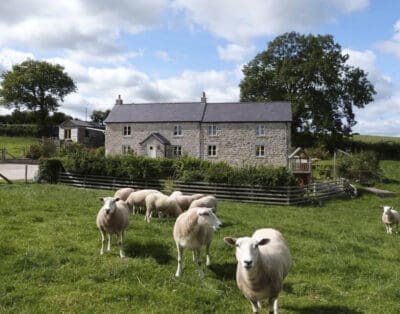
[26,140,57,159]
[0,124,41,137]
[38,158,64,183]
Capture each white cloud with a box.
[217,44,255,62]
[172,0,369,42]
[0,48,35,72]
[376,20,400,59]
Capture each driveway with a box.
[0,163,39,181]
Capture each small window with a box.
[122,145,132,155]
[208,125,217,136]
[123,126,131,136]
[173,146,182,157]
[64,129,71,139]
[174,125,182,136]
[255,145,265,157]
[256,125,265,136]
[207,145,217,157]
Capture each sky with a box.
[1,0,400,136]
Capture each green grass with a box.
[1,179,400,313]
[351,134,400,144]
[0,136,39,158]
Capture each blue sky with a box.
[1,0,400,136]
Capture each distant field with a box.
[0,136,39,158]
[351,134,400,143]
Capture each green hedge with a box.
[39,150,298,187]
[0,124,41,137]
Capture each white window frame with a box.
[256,124,265,137]
[174,125,182,136]
[123,125,131,136]
[173,145,182,157]
[122,145,132,155]
[207,145,217,157]
[255,145,265,157]
[208,124,218,136]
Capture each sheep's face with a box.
[100,197,120,215]
[224,237,270,270]
[197,207,222,230]
[383,206,393,215]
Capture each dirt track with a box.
[0,163,39,181]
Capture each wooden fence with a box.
[58,172,347,205]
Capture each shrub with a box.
[38,158,64,183]
[26,140,57,159]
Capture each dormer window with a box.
[174,125,182,136]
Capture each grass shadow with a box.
[208,262,236,280]
[284,305,364,314]
[125,241,172,264]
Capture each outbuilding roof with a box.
[59,119,104,129]
[104,101,292,123]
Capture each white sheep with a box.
[113,187,135,201]
[126,189,161,214]
[171,191,205,211]
[382,206,399,234]
[173,207,222,278]
[145,192,182,222]
[96,197,130,258]
[189,195,217,212]
[224,228,291,313]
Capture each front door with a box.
[147,144,157,158]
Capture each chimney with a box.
[115,95,123,105]
[201,91,207,104]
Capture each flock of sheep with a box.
[96,187,399,313]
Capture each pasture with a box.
[1,179,399,313]
[0,136,39,158]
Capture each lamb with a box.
[224,228,291,313]
[96,197,130,258]
[170,191,205,211]
[126,189,161,214]
[382,206,399,234]
[145,192,182,222]
[113,187,135,201]
[189,195,217,212]
[173,207,222,278]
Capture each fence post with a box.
[25,164,28,183]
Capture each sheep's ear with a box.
[198,208,210,216]
[114,197,120,202]
[256,238,270,247]
[99,197,104,202]
[224,237,236,247]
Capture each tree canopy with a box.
[240,32,376,136]
[91,109,110,125]
[0,59,77,135]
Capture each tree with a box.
[91,109,110,125]
[0,59,77,136]
[240,32,376,137]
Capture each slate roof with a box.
[59,120,105,129]
[139,132,171,145]
[104,101,291,123]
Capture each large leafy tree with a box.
[0,59,77,135]
[91,109,110,125]
[240,32,376,136]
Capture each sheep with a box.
[126,189,162,214]
[145,192,183,222]
[224,228,291,314]
[382,206,399,234]
[170,191,205,211]
[189,195,217,212]
[96,197,130,258]
[113,187,135,201]
[173,207,222,278]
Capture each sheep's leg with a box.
[175,244,183,277]
[107,234,111,251]
[250,300,260,313]
[118,231,125,258]
[145,206,152,222]
[192,250,197,262]
[195,248,204,278]
[205,241,211,266]
[388,224,392,234]
[268,297,278,314]
[99,229,106,255]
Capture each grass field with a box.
[1,177,399,313]
[351,134,400,144]
[0,136,39,158]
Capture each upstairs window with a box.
[255,145,265,157]
[208,125,217,136]
[207,145,217,157]
[123,126,131,136]
[256,125,265,136]
[174,125,182,136]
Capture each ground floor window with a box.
[207,145,217,157]
[173,145,182,157]
[255,145,265,157]
[122,145,132,155]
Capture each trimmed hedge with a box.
[0,124,41,137]
[39,149,298,187]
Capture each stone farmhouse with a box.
[104,93,292,167]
